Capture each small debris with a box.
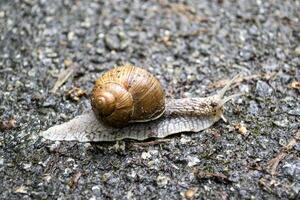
[67,32,75,41]
[156,175,170,187]
[22,163,32,170]
[184,187,198,200]
[47,141,61,152]
[159,35,172,46]
[51,63,78,93]
[0,118,16,131]
[194,170,231,183]
[47,52,58,58]
[14,185,28,194]
[290,81,300,90]
[258,178,274,193]
[234,123,247,135]
[180,135,191,144]
[42,174,52,182]
[141,151,152,160]
[63,59,73,67]
[66,87,87,101]
[206,128,221,139]
[101,172,111,183]
[267,130,300,175]
[68,171,82,190]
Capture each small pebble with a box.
[294,143,300,151]
[141,152,152,160]
[292,182,300,194]
[23,163,32,170]
[156,175,169,187]
[92,185,101,195]
[68,32,75,41]
[283,160,300,180]
[255,80,273,97]
[288,107,300,116]
[104,34,121,51]
[187,156,200,167]
[0,11,5,18]
[180,136,191,144]
[294,46,300,56]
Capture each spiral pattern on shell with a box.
[91,64,165,127]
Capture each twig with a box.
[194,170,232,183]
[51,63,78,93]
[267,129,300,175]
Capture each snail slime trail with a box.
[40,64,241,142]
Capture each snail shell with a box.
[91,64,165,127]
[40,73,241,142]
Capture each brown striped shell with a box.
[90,64,165,127]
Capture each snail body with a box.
[91,64,165,127]
[40,64,240,142]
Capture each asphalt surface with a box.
[1,0,300,199]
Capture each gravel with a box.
[255,80,273,97]
[1,0,300,199]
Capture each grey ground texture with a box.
[1,0,300,199]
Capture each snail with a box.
[40,64,241,142]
